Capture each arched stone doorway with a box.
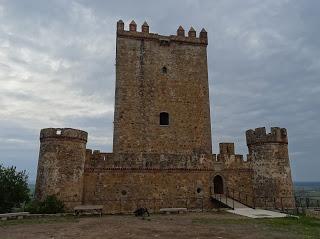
[213,175,224,194]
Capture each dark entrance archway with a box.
[213,175,224,194]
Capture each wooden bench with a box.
[74,205,103,217]
[159,208,187,214]
[0,212,30,221]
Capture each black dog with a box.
[134,207,150,217]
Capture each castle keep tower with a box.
[246,127,295,208]
[35,128,88,207]
[113,20,212,155]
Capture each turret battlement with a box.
[216,143,246,164]
[246,127,288,146]
[116,19,208,45]
[219,143,235,155]
[40,128,88,143]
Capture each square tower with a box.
[113,20,212,155]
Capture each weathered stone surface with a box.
[34,21,295,213]
[35,128,87,209]
[83,169,215,214]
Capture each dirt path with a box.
[0,212,301,239]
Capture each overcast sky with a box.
[0,0,319,182]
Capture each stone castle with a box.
[35,20,295,213]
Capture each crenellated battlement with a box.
[116,19,208,45]
[246,127,288,146]
[219,143,235,155]
[215,143,250,168]
[40,128,88,143]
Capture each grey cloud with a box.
[0,0,319,181]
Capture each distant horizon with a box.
[294,181,320,184]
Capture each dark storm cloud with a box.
[0,0,319,181]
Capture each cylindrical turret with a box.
[35,128,88,210]
[246,127,295,209]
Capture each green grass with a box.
[193,215,320,239]
[0,215,78,227]
[261,216,320,239]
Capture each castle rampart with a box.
[34,20,295,213]
[85,151,215,170]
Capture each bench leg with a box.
[1,217,7,221]
[17,216,23,220]
[75,210,80,217]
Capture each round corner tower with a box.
[35,128,88,209]
[246,127,295,209]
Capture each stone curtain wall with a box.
[85,150,215,170]
[113,21,212,155]
[222,167,254,207]
[83,145,255,212]
[34,127,294,212]
[213,143,255,207]
[83,151,217,213]
[34,127,256,212]
[83,169,215,214]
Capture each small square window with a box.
[162,66,167,74]
[160,112,169,125]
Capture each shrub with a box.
[25,200,41,214]
[26,195,65,214]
